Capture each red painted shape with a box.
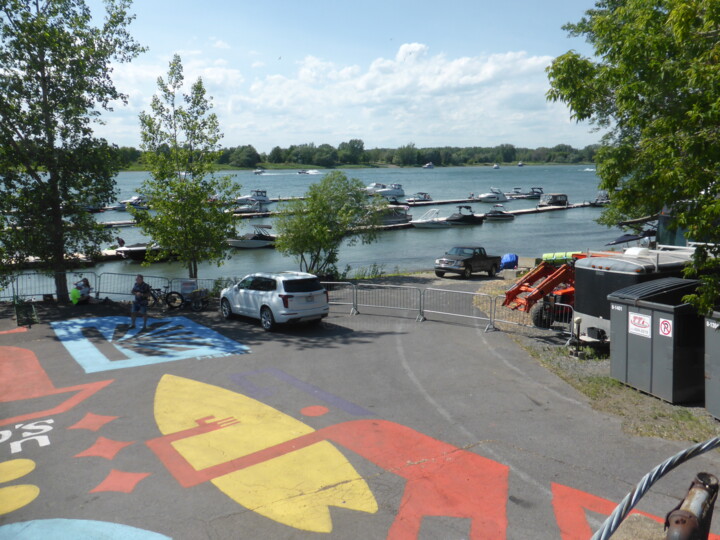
[300,405,329,417]
[68,413,119,432]
[148,417,509,539]
[0,346,113,427]
[89,469,150,493]
[552,483,720,540]
[0,327,28,335]
[75,436,135,460]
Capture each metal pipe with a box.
[665,473,719,540]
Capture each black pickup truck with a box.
[434,246,502,278]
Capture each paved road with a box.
[1,289,718,539]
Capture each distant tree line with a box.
[120,140,598,169]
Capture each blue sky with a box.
[87,0,600,153]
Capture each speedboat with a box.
[235,189,271,204]
[227,224,276,249]
[297,169,309,174]
[518,161,524,167]
[405,192,433,203]
[253,168,264,175]
[445,205,485,226]
[116,242,161,262]
[374,183,405,198]
[589,190,610,207]
[504,186,543,200]
[410,209,450,228]
[118,195,149,210]
[526,186,544,199]
[474,187,508,203]
[485,204,515,221]
[228,200,270,214]
[422,162,434,169]
[492,163,500,169]
[504,187,524,198]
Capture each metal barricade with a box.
[322,281,357,314]
[169,278,217,297]
[354,283,423,320]
[97,272,169,302]
[421,288,495,331]
[7,271,99,301]
[492,295,535,328]
[492,295,575,336]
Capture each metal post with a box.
[665,473,719,540]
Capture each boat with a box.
[410,209,450,228]
[422,162,434,169]
[297,169,309,174]
[589,190,611,207]
[493,163,500,169]
[537,193,569,208]
[474,187,508,203]
[374,183,405,198]
[365,182,387,194]
[405,192,433,203]
[227,224,276,249]
[228,200,270,214]
[377,205,412,225]
[116,242,162,262]
[253,168,264,175]
[484,204,515,221]
[526,186,544,199]
[518,162,524,167]
[116,195,149,211]
[445,205,485,226]
[505,186,544,200]
[504,187,524,198]
[235,189,271,204]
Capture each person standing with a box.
[130,274,151,330]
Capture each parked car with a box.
[434,246,502,278]
[220,271,329,331]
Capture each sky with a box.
[86,0,601,153]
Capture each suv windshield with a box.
[282,278,323,293]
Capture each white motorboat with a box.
[485,204,515,221]
[422,162,434,169]
[228,200,269,214]
[227,224,276,249]
[365,182,387,194]
[374,183,405,198]
[116,242,162,261]
[410,209,450,228]
[117,195,149,210]
[253,168,264,175]
[474,187,508,203]
[518,161,524,167]
[537,193,569,208]
[492,163,500,169]
[235,189,271,204]
[405,192,433,203]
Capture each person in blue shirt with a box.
[130,274,151,329]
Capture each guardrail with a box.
[4,272,571,338]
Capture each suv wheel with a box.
[220,298,233,319]
[488,265,497,278]
[260,306,276,331]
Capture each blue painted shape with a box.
[50,316,249,373]
[0,519,171,539]
[229,367,373,416]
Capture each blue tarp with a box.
[500,253,519,270]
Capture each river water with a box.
[96,165,622,280]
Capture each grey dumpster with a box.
[608,278,703,404]
[705,312,720,419]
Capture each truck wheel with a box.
[488,265,497,278]
[435,270,445,278]
[462,265,472,279]
[531,304,554,329]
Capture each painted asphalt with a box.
[1,287,718,539]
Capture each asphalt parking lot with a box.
[1,290,719,539]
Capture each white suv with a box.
[220,271,329,331]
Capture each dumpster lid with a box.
[607,277,699,303]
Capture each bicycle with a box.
[146,285,184,310]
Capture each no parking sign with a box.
[659,318,673,337]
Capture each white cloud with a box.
[93,43,599,151]
[212,39,231,50]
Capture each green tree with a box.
[268,146,284,163]
[547,0,720,313]
[274,171,384,276]
[393,143,418,166]
[0,0,144,300]
[338,139,365,164]
[312,144,338,167]
[229,145,260,168]
[133,54,241,279]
